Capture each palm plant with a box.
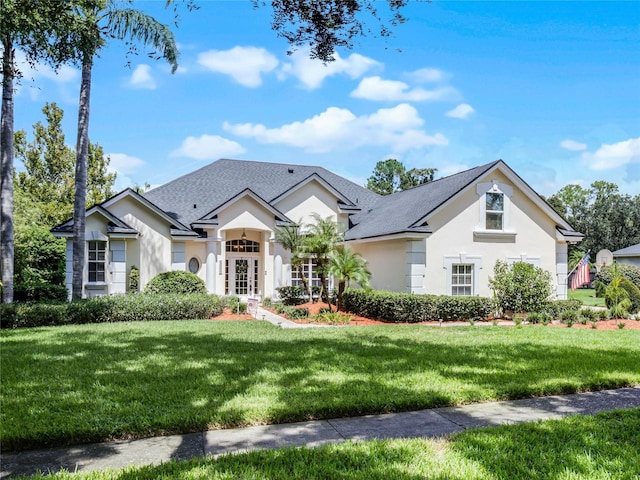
[329,246,370,311]
[274,222,311,300]
[302,213,345,308]
[71,1,178,299]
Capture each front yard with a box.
[2,321,639,452]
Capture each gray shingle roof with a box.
[143,158,380,227]
[613,243,640,257]
[345,161,501,240]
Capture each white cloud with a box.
[197,46,278,87]
[583,137,640,170]
[224,103,448,153]
[560,139,587,151]
[351,76,458,102]
[14,50,78,100]
[171,135,246,160]
[406,68,451,83]
[280,48,380,90]
[107,153,145,174]
[127,64,156,90]
[446,103,475,119]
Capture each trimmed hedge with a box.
[0,294,223,329]
[14,282,68,303]
[341,289,494,323]
[144,271,207,295]
[276,286,307,305]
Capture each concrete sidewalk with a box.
[2,386,639,478]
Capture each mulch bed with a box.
[211,302,640,330]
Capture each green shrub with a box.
[544,299,582,320]
[597,309,610,320]
[579,308,597,321]
[527,312,544,324]
[144,271,206,295]
[262,297,272,308]
[0,294,223,328]
[14,282,68,302]
[274,303,286,314]
[561,309,578,326]
[314,311,352,325]
[594,264,640,294]
[341,289,493,323]
[616,278,640,313]
[489,261,553,314]
[284,306,309,320]
[129,266,140,292]
[275,286,307,305]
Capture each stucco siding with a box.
[108,196,172,289]
[425,171,560,297]
[275,180,343,228]
[352,239,407,291]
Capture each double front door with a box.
[226,257,259,298]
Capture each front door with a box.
[227,257,259,298]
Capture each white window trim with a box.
[444,254,482,296]
[475,181,514,236]
[87,240,108,284]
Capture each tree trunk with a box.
[1,36,15,303]
[336,280,345,312]
[72,54,92,300]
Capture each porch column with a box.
[206,240,216,294]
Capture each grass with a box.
[569,288,606,307]
[22,408,640,479]
[1,321,639,451]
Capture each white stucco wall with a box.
[275,180,347,230]
[351,239,407,291]
[424,170,562,298]
[108,196,173,290]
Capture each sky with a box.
[13,0,640,197]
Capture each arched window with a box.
[226,239,260,253]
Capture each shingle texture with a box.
[613,243,640,256]
[345,161,501,240]
[143,159,380,226]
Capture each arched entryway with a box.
[225,239,260,298]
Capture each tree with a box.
[274,222,311,299]
[256,0,414,62]
[548,182,640,256]
[14,102,116,227]
[366,159,405,195]
[366,159,437,195]
[70,1,179,300]
[1,0,92,302]
[329,246,370,311]
[302,213,345,309]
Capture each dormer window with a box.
[485,192,504,230]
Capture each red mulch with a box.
[211,302,640,330]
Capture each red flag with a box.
[570,254,590,290]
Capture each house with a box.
[52,158,583,300]
[613,243,640,268]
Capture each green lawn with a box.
[24,408,640,480]
[2,321,639,451]
[568,288,606,307]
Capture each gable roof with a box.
[143,158,380,227]
[52,205,139,237]
[345,160,583,241]
[613,243,640,257]
[345,161,501,240]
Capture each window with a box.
[451,264,473,296]
[291,259,322,288]
[88,241,106,282]
[188,257,200,273]
[226,239,260,253]
[485,192,504,230]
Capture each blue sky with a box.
[13,0,640,197]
